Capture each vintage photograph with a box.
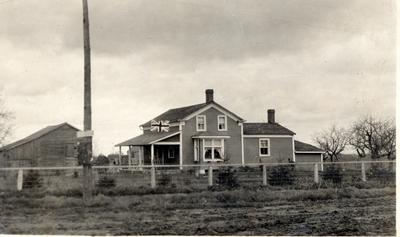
[0,0,396,235]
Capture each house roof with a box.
[0,122,80,151]
[243,123,295,135]
[140,101,244,127]
[141,103,207,127]
[116,131,180,146]
[294,140,324,153]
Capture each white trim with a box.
[243,135,293,138]
[259,138,270,157]
[150,144,154,166]
[192,135,231,139]
[295,151,325,154]
[196,115,207,131]
[149,131,181,144]
[203,138,225,162]
[217,115,228,131]
[292,137,295,162]
[179,123,183,169]
[194,139,199,162]
[184,103,242,122]
[320,153,324,171]
[239,123,244,165]
[154,142,180,145]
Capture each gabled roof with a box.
[141,103,207,127]
[243,123,295,135]
[116,131,180,146]
[0,122,80,151]
[294,140,324,153]
[141,101,244,127]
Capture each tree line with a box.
[314,115,395,162]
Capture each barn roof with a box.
[294,140,324,153]
[140,101,244,127]
[243,123,295,135]
[0,122,79,151]
[116,131,180,146]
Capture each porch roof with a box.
[116,131,180,146]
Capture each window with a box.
[259,138,270,156]
[203,139,224,161]
[196,115,206,131]
[217,115,227,131]
[168,148,175,159]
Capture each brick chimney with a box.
[267,109,275,123]
[205,89,214,103]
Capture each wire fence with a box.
[0,160,395,196]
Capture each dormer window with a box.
[196,115,206,131]
[217,115,227,131]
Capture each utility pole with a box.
[78,0,93,205]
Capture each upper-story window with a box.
[217,115,227,131]
[196,115,206,131]
[259,138,270,156]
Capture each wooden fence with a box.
[0,160,395,191]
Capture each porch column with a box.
[138,146,143,171]
[151,144,154,166]
[128,145,132,170]
[118,146,122,165]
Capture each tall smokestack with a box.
[205,89,214,103]
[268,109,275,123]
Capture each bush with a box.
[322,164,343,185]
[96,176,116,188]
[23,170,43,189]
[268,165,295,186]
[158,173,173,186]
[215,167,239,189]
[367,164,395,184]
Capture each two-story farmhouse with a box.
[116,90,324,168]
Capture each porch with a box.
[115,131,181,168]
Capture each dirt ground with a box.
[0,187,395,236]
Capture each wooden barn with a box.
[0,122,80,167]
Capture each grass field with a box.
[0,186,395,235]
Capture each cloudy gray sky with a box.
[0,0,396,154]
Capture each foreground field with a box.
[0,187,395,235]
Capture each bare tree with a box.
[314,125,349,162]
[0,95,13,146]
[349,115,395,160]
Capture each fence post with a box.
[208,166,213,186]
[262,165,267,186]
[150,166,156,188]
[361,162,367,182]
[314,163,319,183]
[17,169,23,191]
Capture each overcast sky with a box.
[0,0,396,154]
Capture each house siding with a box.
[181,107,242,164]
[0,124,78,167]
[243,137,294,163]
[295,153,323,171]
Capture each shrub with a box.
[268,164,295,186]
[23,170,43,189]
[215,167,240,189]
[322,164,343,185]
[73,171,79,178]
[367,164,395,184]
[158,173,172,186]
[96,176,116,188]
